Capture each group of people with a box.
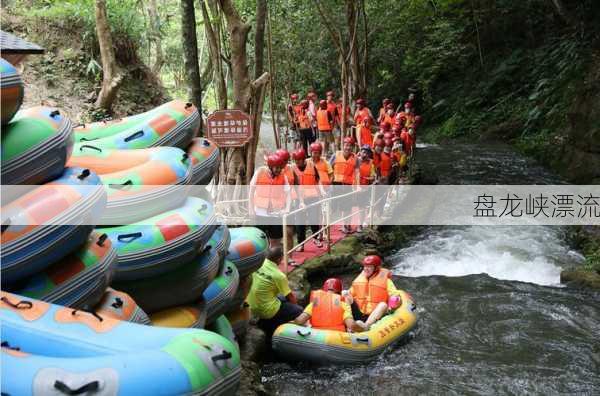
[250,92,421,247]
[246,247,403,339]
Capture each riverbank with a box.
[561,226,600,289]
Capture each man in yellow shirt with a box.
[246,247,303,338]
[294,278,365,332]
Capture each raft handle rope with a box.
[49,110,61,119]
[1,341,20,351]
[79,144,103,153]
[111,298,124,309]
[77,169,91,180]
[225,266,233,276]
[0,296,33,310]
[197,204,208,214]
[54,380,100,395]
[117,232,143,243]
[296,329,311,337]
[211,350,232,363]
[1,218,11,234]
[185,102,193,109]
[96,233,108,247]
[182,153,189,163]
[71,309,103,322]
[202,139,211,147]
[109,180,133,190]
[124,130,144,142]
[355,337,370,344]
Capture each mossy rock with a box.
[560,269,600,290]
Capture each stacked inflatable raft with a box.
[0,57,24,124]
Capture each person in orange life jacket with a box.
[402,102,416,128]
[249,153,292,248]
[316,99,335,156]
[382,103,395,127]
[354,98,374,129]
[307,142,333,186]
[395,114,407,129]
[276,149,304,263]
[295,100,315,153]
[294,278,366,332]
[287,93,302,129]
[399,127,411,156]
[325,91,342,150]
[343,255,402,330]
[372,138,384,170]
[247,246,304,340]
[355,144,377,232]
[329,137,358,234]
[378,98,392,124]
[291,148,325,251]
[357,117,374,148]
[378,139,393,185]
[406,127,416,156]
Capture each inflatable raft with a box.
[1,106,73,188]
[272,290,418,364]
[151,304,207,329]
[207,315,237,346]
[1,168,107,285]
[203,260,240,324]
[68,145,193,223]
[226,227,268,277]
[73,100,199,150]
[95,288,151,325]
[113,224,226,313]
[0,58,24,124]
[1,292,241,395]
[187,137,220,185]
[227,274,252,313]
[15,232,117,309]
[97,196,216,281]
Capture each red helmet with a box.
[383,98,391,105]
[290,93,299,100]
[275,149,290,163]
[399,115,407,121]
[380,122,391,131]
[292,148,306,160]
[310,142,322,153]
[319,99,327,109]
[383,132,393,140]
[362,255,382,267]
[356,98,366,106]
[322,278,343,294]
[326,90,335,97]
[266,154,284,168]
[385,103,395,110]
[301,99,309,109]
[343,136,355,146]
[374,138,385,148]
[404,102,412,109]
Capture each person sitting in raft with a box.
[246,247,304,340]
[294,278,366,332]
[342,255,402,330]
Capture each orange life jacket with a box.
[352,268,391,315]
[292,104,303,120]
[380,152,392,178]
[326,101,338,123]
[317,109,332,132]
[253,167,287,212]
[354,108,372,127]
[373,152,382,168]
[358,125,373,147]
[333,151,356,185]
[383,114,394,127]
[359,160,374,185]
[309,290,346,332]
[309,158,332,185]
[298,110,311,129]
[292,163,320,199]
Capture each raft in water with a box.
[272,290,418,364]
[0,291,241,395]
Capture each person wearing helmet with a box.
[294,278,365,332]
[249,153,292,248]
[354,98,374,130]
[378,98,392,124]
[357,117,373,148]
[379,140,393,185]
[316,99,335,156]
[276,149,303,262]
[246,246,304,340]
[343,255,402,330]
[399,101,416,129]
[330,137,358,234]
[291,148,325,250]
[296,100,315,153]
[307,141,333,185]
[325,91,341,150]
[372,138,384,170]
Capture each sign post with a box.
[206,110,253,147]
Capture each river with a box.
[259,142,600,395]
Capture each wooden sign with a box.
[206,109,253,147]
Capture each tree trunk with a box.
[254,0,267,80]
[180,0,203,132]
[147,0,164,76]
[549,0,576,26]
[201,0,227,109]
[346,0,360,100]
[94,0,123,111]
